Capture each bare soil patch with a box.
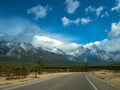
[93,70,120,87]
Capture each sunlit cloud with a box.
[61,16,91,26]
[27,5,52,19]
[65,0,80,14]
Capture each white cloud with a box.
[85,6,95,13]
[85,39,120,52]
[65,0,80,14]
[85,6,104,17]
[81,18,91,25]
[27,5,52,19]
[19,24,77,43]
[84,21,120,52]
[108,21,120,38]
[61,16,91,26]
[111,0,120,11]
[84,40,101,49]
[32,35,80,54]
[92,39,120,52]
[45,33,76,43]
[98,39,120,52]
[96,6,104,16]
[61,17,70,26]
[32,34,120,53]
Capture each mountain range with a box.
[0,26,120,64]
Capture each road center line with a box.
[85,73,98,90]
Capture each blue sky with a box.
[0,0,120,45]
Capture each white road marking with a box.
[86,73,98,90]
[91,73,119,89]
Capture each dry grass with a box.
[93,70,120,87]
[0,72,71,86]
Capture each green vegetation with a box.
[0,63,29,79]
[0,60,120,80]
[32,60,43,78]
[0,59,44,79]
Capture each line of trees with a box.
[32,60,43,78]
[0,60,119,80]
[108,64,120,72]
[0,59,43,79]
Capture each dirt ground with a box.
[93,70,120,87]
[0,72,71,86]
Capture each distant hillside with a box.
[0,40,120,64]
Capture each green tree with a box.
[20,64,29,78]
[0,65,3,76]
[13,65,21,78]
[33,59,44,78]
[4,64,13,77]
[33,64,39,78]
[37,59,43,74]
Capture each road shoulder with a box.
[87,72,120,90]
[0,72,71,90]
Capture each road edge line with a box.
[85,73,98,90]
[91,73,120,89]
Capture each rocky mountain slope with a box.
[0,26,119,63]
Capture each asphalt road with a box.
[0,72,120,90]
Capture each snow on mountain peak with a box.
[32,35,80,54]
[20,43,29,51]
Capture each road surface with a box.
[0,72,120,90]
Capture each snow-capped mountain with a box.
[43,47,66,55]
[0,39,119,63]
[0,25,67,55]
[0,41,10,55]
[0,26,120,63]
[72,44,114,62]
[7,43,38,58]
[0,41,71,64]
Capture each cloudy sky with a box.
[0,0,120,52]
